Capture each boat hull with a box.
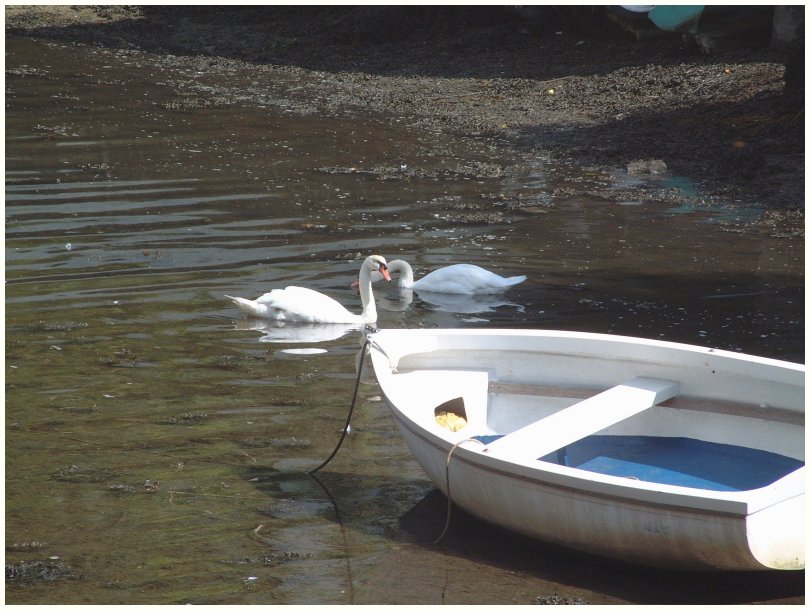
[368,329,805,571]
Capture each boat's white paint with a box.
[368,328,805,571]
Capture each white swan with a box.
[372,259,526,294]
[226,255,391,323]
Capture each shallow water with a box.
[5,37,804,604]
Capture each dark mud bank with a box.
[6,6,804,233]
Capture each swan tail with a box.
[503,275,527,287]
[225,295,267,318]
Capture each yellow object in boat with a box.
[435,411,467,432]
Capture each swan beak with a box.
[351,279,360,289]
[379,264,392,281]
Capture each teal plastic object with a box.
[649,5,706,33]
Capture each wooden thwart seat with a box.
[483,377,679,463]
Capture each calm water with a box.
[5,37,804,604]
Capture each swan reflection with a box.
[415,289,524,314]
[234,319,358,343]
[377,287,523,314]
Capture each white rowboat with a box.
[367,328,805,571]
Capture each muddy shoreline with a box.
[6,5,804,237]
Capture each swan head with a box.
[354,257,406,288]
[366,255,391,281]
[364,258,413,287]
[355,255,391,287]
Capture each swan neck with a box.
[358,264,378,323]
[392,260,415,287]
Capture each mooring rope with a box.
[309,336,370,474]
[433,437,485,544]
[308,333,485,545]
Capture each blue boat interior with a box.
[471,434,804,492]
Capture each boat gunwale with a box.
[369,328,806,371]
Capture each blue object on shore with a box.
[649,6,706,33]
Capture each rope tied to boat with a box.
[365,333,396,372]
[309,332,374,474]
[310,331,482,544]
[434,437,485,544]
